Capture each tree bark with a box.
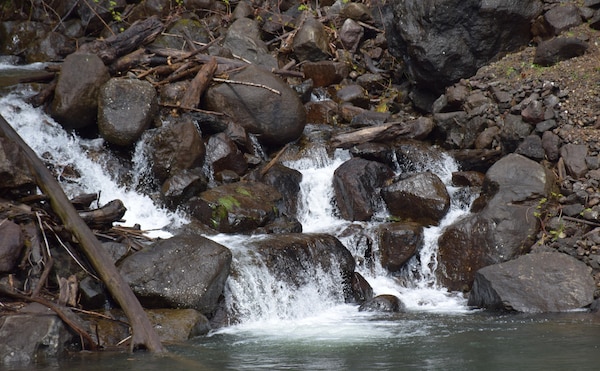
[0,114,165,353]
[330,122,412,148]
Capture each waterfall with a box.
[1,63,474,329]
[0,88,187,238]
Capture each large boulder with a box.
[149,115,206,184]
[118,233,232,315]
[468,252,595,313]
[98,78,158,147]
[203,65,306,147]
[384,0,543,97]
[381,172,450,226]
[246,233,355,291]
[0,306,74,366]
[377,222,423,273]
[51,53,110,129]
[333,157,394,221]
[222,17,277,69]
[437,153,556,291]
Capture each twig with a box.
[562,215,600,228]
[212,77,281,95]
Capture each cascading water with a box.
[0,86,187,238]
[1,62,473,334]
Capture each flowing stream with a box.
[3,65,600,371]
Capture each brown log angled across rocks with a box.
[0,113,165,354]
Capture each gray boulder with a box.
[0,307,74,366]
[223,17,277,69]
[118,233,232,315]
[51,53,110,129]
[384,0,542,96]
[149,115,206,184]
[98,78,157,147]
[0,219,24,273]
[333,157,394,221]
[468,252,595,312]
[204,65,306,147]
[437,153,556,291]
[381,172,450,226]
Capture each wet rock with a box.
[247,233,355,291]
[468,252,595,313]
[223,17,277,69]
[533,37,588,67]
[0,21,49,56]
[205,132,248,176]
[451,149,504,173]
[560,143,588,179]
[249,163,303,217]
[521,99,545,124]
[98,78,157,147]
[358,294,406,313]
[437,154,555,291]
[149,116,206,184]
[385,0,542,95]
[161,168,208,209]
[474,126,500,150]
[50,53,110,130]
[377,222,423,273]
[128,0,173,22]
[0,307,74,366]
[204,65,306,147]
[305,100,339,124]
[434,111,485,149]
[0,219,24,273]
[302,61,350,87]
[350,272,374,303]
[25,31,75,63]
[293,14,331,62]
[450,172,484,189]
[333,157,394,221]
[118,233,232,315]
[188,181,283,233]
[381,172,450,226]
[0,137,36,197]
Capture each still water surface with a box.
[11,311,600,371]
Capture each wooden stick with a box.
[0,113,165,353]
[180,57,218,110]
[212,77,281,95]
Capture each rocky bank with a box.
[2,0,600,366]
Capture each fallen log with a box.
[180,57,218,110]
[78,199,127,228]
[0,113,165,353]
[80,16,164,65]
[330,121,412,148]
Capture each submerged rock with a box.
[358,294,406,312]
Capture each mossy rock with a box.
[188,182,283,233]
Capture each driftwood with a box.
[78,199,127,228]
[0,113,165,353]
[330,121,412,148]
[180,57,218,110]
[80,16,164,65]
